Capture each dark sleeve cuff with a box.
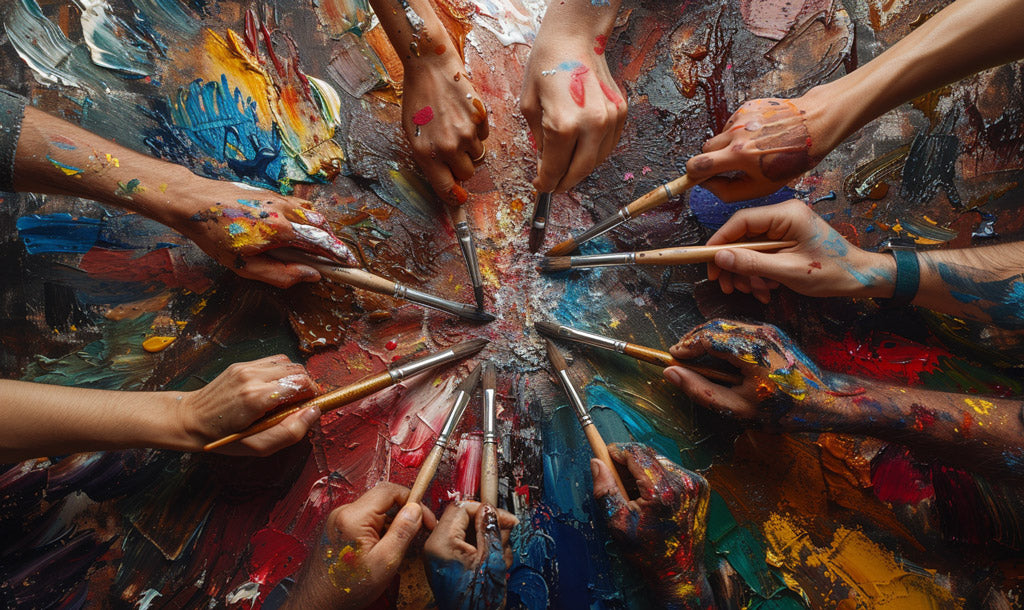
[0,88,28,193]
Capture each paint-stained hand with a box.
[424,501,517,610]
[704,200,895,303]
[179,355,320,456]
[402,54,489,206]
[665,319,856,429]
[283,484,437,610]
[591,443,714,609]
[520,31,627,193]
[685,96,829,202]
[171,180,358,288]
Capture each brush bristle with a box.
[452,338,489,358]
[544,339,569,371]
[473,285,486,310]
[481,361,496,389]
[545,238,577,257]
[533,320,562,339]
[538,257,572,273]
[458,362,483,393]
[460,308,496,323]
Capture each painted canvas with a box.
[1,0,1023,607]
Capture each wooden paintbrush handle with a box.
[622,344,742,385]
[583,424,629,499]
[270,249,396,294]
[480,441,499,506]
[625,174,694,217]
[407,444,445,505]
[204,370,394,451]
[635,240,797,265]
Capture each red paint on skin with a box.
[247,528,307,585]
[385,340,398,350]
[911,404,936,431]
[450,184,469,205]
[593,34,608,54]
[961,411,973,437]
[807,261,822,274]
[413,106,434,126]
[435,44,446,55]
[599,80,623,106]
[871,447,934,504]
[568,65,589,107]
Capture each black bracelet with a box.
[888,248,920,307]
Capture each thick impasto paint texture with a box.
[2,0,1024,608]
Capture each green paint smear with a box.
[163,328,301,392]
[23,314,156,390]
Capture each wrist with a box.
[849,250,898,299]
[132,164,203,231]
[400,22,461,68]
[162,390,204,451]
[799,82,855,157]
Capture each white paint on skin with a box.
[290,222,358,264]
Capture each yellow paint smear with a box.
[763,513,956,608]
[964,397,993,416]
[143,336,176,352]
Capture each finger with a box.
[231,255,319,289]
[368,502,423,565]
[344,483,411,526]
[520,96,542,155]
[749,275,774,304]
[705,204,785,246]
[595,106,620,168]
[475,504,503,558]
[421,505,438,530]
[225,406,319,457]
[434,502,473,546]
[471,98,490,141]
[555,119,604,192]
[684,148,744,183]
[285,223,359,266]
[268,371,318,407]
[610,84,628,148]
[446,145,476,182]
[466,138,485,164]
[663,366,750,414]
[534,125,577,193]
[590,457,624,500]
[419,157,463,205]
[701,129,733,152]
[619,444,669,503]
[713,249,804,289]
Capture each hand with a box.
[179,355,320,456]
[424,501,517,610]
[703,199,895,303]
[169,179,359,288]
[520,33,627,193]
[403,55,489,205]
[283,484,436,610]
[591,443,714,609]
[664,319,855,429]
[685,93,834,202]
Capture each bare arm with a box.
[0,356,320,462]
[12,106,358,287]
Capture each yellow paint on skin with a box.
[768,369,809,400]
[143,336,176,352]
[762,513,956,608]
[105,153,120,167]
[964,398,993,416]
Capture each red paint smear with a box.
[515,484,530,504]
[871,447,934,504]
[450,184,469,205]
[961,411,973,437]
[435,44,446,55]
[78,247,211,294]
[454,434,482,499]
[267,457,352,543]
[568,65,589,107]
[593,34,608,55]
[910,404,936,431]
[599,80,623,106]
[247,528,307,585]
[385,340,398,350]
[811,332,948,384]
[413,106,434,126]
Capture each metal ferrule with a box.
[531,192,551,229]
[557,325,628,353]
[437,390,473,446]
[390,348,458,380]
[572,207,630,246]
[570,252,635,268]
[556,369,593,426]
[455,222,483,289]
[482,387,497,442]
[397,284,477,319]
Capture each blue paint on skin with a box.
[556,61,583,72]
[426,508,508,610]
[937,262,1024,329]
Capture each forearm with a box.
[13,106,198,231]
[0,380,192,462]
[536,0,621,43]
[368,0,459,68]
[807,0,1024,151]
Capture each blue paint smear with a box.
[938,262,1024,329]
[17,214,102,254]
[689,185,797,230]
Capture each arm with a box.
[424,501,517,610]
[367,0,487,205]
[0,355,320,462]
[665,320,1024,478]
[591,444,714,610]
[12,105,358,287]
[702,199,1024,330]
[684,0,1024,201]
[282,484,432,609]
[519,0,626,193]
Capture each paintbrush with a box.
[546,174,696,257]
[204,338,488,451]
[539,240,797,273]
[479,361,498,506]
[407,363,483,505]
[544,340,629,499]
[271,249,494,322]
[535,321,742,385]
[528,192,552,252]
[449,204,485,309]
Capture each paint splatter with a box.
[568,65,589,107]
[413,106,435,126]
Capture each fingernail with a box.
[301,407,320,426]
[717,250,735,268]
[590,459,601,479]
[399,503,421,522]
[664,367,684,386]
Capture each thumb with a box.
[370,503,423,563]
[591,458,621,500]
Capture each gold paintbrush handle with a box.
[625,174,694,217]
[583,423,629,499]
